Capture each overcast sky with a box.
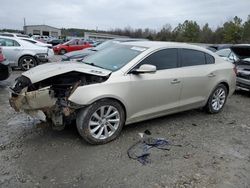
[1,0,250,31]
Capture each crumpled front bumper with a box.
[9,87,57,112]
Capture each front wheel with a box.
[205,84,228,114]
[76,99,125,144]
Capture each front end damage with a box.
[9,71,109,130]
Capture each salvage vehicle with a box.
[9,41,236,144]
[216,45,250,92]
[0,36,52,70]
[0,47,11,81]
[62,38,148,61]
[53,39,92,55]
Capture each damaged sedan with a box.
[9,41,236,144]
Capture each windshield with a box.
[216,49,231,57]
[83,45,146,71]
[94,40,118,51]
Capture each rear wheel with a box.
[19,56,37,71]
[205,84,228,113]
[76,99,125,144]
[60,49,67,55]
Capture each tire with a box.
[205,84,228,114]
[19,56,37,71]
[76,99,125,144]
[60,49,67,55]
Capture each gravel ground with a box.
[0,64,250,188]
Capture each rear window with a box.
[205,54,215,64]
[181,49,206,67]
[216,49,231,57]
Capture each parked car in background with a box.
[47,39,64,46]
[216,48,236,62]
[53,39,92,55]
[62,38,148,61]
[0,32,30,38]
[0,36,52,70]
[0,47,11,81]
[229,45,250,92]
[10,41,236,144]
[19,37,52,48]
[31,35,50,43]
[216,45,250,92]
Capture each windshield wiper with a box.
[83,62,105,69]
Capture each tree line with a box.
[107,15,250,44]
[1,15,249,44]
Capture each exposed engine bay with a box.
[9,71,109,130]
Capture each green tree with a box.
[172,20,200,42]
[200,23,213,43]
[242,15,250,43]
[155,24,172,41]
[223,16,243,43]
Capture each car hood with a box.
[63,48,95,59]
[22,61,112,83]
[230,45,250,59]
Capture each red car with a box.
[53,39,92,55]
[0,47,11,81]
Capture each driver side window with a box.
[135,48,178,70]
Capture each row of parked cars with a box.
[0,33,98,81]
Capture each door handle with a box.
[13,48,20,51]
[208,73,216,77]
[171,79,181,84]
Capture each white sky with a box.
[1,0,250,31]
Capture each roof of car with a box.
[122,41,208,50]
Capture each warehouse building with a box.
[23,25,61,37]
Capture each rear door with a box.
[128,48,183,121]
[178,49,217,109]
[67,39,80,52]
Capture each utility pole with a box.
[23,18,26,34]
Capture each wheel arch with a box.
[18,54,36,66]
[206,80,230,105]
[88,97,127,122]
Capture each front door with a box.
[127,48,182,123]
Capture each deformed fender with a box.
[68,82,130,112]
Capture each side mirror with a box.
[131,64,156,74]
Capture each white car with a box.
[0,32,30,38]
[10,41,236,144]
[0,36,53,70]
[19,37,52,48]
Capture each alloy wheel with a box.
[22,58,35,70]
[88,105,120,140]
[211,87,226,111]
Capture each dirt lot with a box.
[0,69,250,188]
